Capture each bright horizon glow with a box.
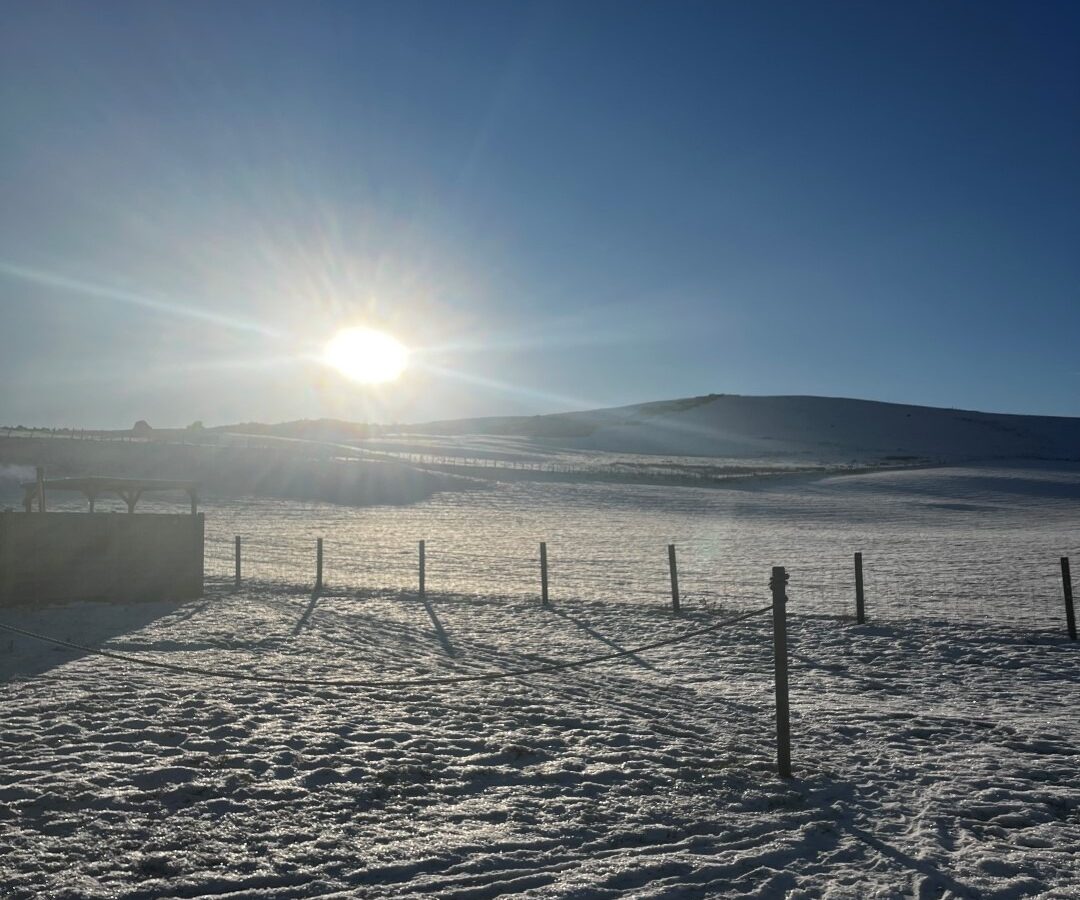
[323,327,409,385]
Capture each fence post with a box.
[315,538,323,593]
[36,466,46,513]
[234,536,241,587]
[854,552,865,624]
[419,540,426,599]
[771,566,792,779]
[540,542,549,606]
[668,544,680,613]
[1062,557,1077,641]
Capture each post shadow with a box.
[842,822,977,897]
[419,592,457,657]
[546,605,657,671]
[291,588,321,637]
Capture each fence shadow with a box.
[546,605,657,671]
[291,590,321,637]
[419,593,457,657]
[785,776,980,897]
[0,599,190,680]
[789,650,895,693]
[842,821,977,896]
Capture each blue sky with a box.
[2,1,1078,427]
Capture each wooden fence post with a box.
[419,540,426,599]
[35,466,46,513]
[234,536,241,587]
[771,566,792,779]
[1062,557,1077,641]
[540,542,549,606]
[315,538,323,593]
[668,544,680,613]
[854,552,865,624]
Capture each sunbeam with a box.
[415,359,594,412]
[0,260,282,339]
[420,324,649,357]
[24,354,312,388]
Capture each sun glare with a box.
[323,327,409,384]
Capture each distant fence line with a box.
[0,427,835,483]
[208,534,1078,640]
[0,426,581,471]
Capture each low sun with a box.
[323,327,409,384]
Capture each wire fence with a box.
[202,533,1076,634]
[2,543,1069,781]
[0,427,865,482]
[0,585,795,773]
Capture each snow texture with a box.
[1,464,1078,898]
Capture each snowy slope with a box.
[396,395,1080,463]
[573,395,1080,461]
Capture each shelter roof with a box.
[20,476,200,513]
[21,477,199,494]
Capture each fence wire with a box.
[201,534,1073,631]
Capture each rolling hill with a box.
[380,395,1080,463]
[214,394,1080,464]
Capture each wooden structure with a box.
[2,469,204,606]
[21,470,199,514]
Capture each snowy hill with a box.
[398,395,1080,463]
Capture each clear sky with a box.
[2,1,1078,427]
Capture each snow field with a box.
[0,586,1077,898]
[2,463,1078,897]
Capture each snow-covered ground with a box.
[375,394,1080,463]
[1,464,1078,897]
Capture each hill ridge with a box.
[213,394,1080,464]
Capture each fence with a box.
[2,542,1076,784]
[0,566,794,778]
[205,535,766,614]
[0,427,855,484]
[206,534,1079,639]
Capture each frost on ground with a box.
[2,465,1079,898]
[0,586,1077,899]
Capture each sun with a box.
[322,327,409,384]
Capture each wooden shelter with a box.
[4,469,204,605]
[21,470,199,514]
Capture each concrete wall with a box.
[0,512,203,605]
